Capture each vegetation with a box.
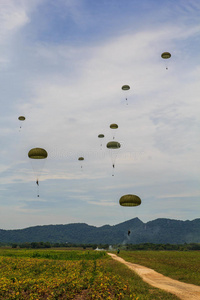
[0,256,132,299]
[0,248,106,261]
[0,248,180,299]
[119,250,200,286]
[9,241,200,251]
[124,242,200,251]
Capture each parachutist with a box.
[122,85,130,104]
[98,134,104,149]
[107,141,120,176]
[78,157,84,169]
[28,148,47,197]
[161,52,171,70]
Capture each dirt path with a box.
[108,253,200,300]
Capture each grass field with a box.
[118,250,200,286]
[0,248,188,299]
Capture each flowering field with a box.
[0,250,134,300]
[0,249,183,299]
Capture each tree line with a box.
[6,242,200,250]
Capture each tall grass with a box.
[119,250,200,285]
[0,248,106,260]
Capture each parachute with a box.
[161,52,171,59]
[110,123,118,139]
[110,123,118,129]
[161,52,171,70]
[28,148,48,197]
[107,141,120,149]
[78,157,84,161]
[119,194,141,206]
[121,85,130,105]
[122,85,130,91]
[28,148,48,159]
[98,134,104,149]
[18,116,26,121]
[106,141,121,176]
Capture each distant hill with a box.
[0,218,200,244]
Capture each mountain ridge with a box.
[0,218,199,244]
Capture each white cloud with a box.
[0,0,31,44]
[0,1,199,228]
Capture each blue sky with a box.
[0,0,200,229]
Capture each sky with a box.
[0,0,200,230]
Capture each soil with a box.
[108,253,200,300]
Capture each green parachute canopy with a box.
[119,194,141,207]
[28,148,48,159]
[78,157,84,161]
[110,123,118,129]
[122,85,130,91]
[161,52,171,59]
[18,116,26,121]
[106,141,121,149]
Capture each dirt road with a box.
[108,253,200,300]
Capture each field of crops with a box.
[0,249,129,300]
[119,250,200,286]
[0,248,186,299]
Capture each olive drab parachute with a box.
[98,134,104,149]
[28,148,48,197]
[110,123,118,140]
[18,116,25,131]
[122,85,130,91]
[106,141,121,176]
[119,194,141,206]
[161,52,171,70]
[106,141,121,149]
[110,124,118,129]
[121,85,130,105]
[161,52,171,59]
[28,148,48,159]
[18,116,26,121]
